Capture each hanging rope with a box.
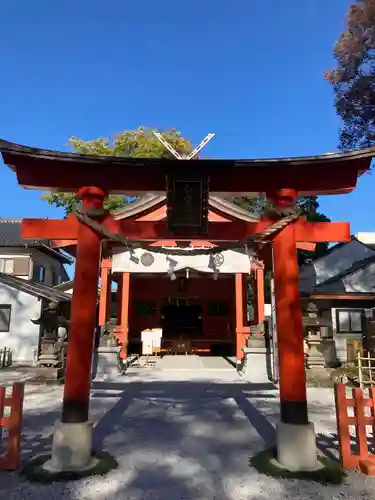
[74,209,299,256]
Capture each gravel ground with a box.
[0,360,374,499]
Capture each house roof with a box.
[313,254,375,293]
[54,279,102,298]
[112,193,260,222]
[299,235,375,296]
[308,236,375,266]
[0,218,44,246]
[0,219,73,264]
[54,280,74,292]
[0,273,72,302]
[299,236,375,278]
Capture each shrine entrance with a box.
[1,137,372,474]
[124,269,235,355]
[161,300,203,338]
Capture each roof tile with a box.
[0,219,47,246]
[0,273,71,302]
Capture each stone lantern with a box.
[92,319,122,380]
[31,300,70,381]
[302,301,334,368]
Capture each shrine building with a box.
[96,194,266,359]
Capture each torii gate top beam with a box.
[0,139,373,196]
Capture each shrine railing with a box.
[0,382,24,470]
[357,351,375,389]
[335,384,375,475]
[0,348,12,369]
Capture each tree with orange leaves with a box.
[326,1,375,150]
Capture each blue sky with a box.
[0,0,371,233]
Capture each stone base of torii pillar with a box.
[43,421,97,473]
[276,422,319,471]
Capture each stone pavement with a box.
[153,354,236,371]
[1,360,375,499]
[0,367,34,386]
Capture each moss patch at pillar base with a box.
[249,448,346,485]
[20,449,118,484]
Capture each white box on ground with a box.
[141,328,163,355]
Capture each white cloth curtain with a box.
[112,247,253,274]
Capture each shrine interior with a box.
[110,270,238,356]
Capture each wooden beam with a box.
[55,238,314,252]
[308,293,375,301]
[22,217,268,241]
[22,217,79,240]
[110,219,267,241]
[105,218,351,242]
[51,239,78,249]
[253,268,265,325]
[296,242,316,251]
[235,273,247,362]
[295,221,351,243]
[22,216,351,244]
[99,267,111,326]
[101,257,112,269]
[120,272,130,360]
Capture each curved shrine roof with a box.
[0,139,374,196]
[112,193,260,222]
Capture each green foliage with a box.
[326,1,375,150]
[231,196,264,215]
[68,126,193,158]
[41,192,81,214]
[232,194,326,219]
[41,192,130,214]
[42,127,193,215]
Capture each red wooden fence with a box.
[0,382,24,471]
[335,383,375,475]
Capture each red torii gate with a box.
[1,139,373,473]
[23,210,349,366]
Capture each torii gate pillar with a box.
[46,186,105,473]
[270,190,317,471]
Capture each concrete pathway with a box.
[0,367,34,386]
[154,354,236,371]
[1,366,375,499]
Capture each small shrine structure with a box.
[1,138,373,473]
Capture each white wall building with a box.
[0,273,71,365]
[0,218,72,365]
